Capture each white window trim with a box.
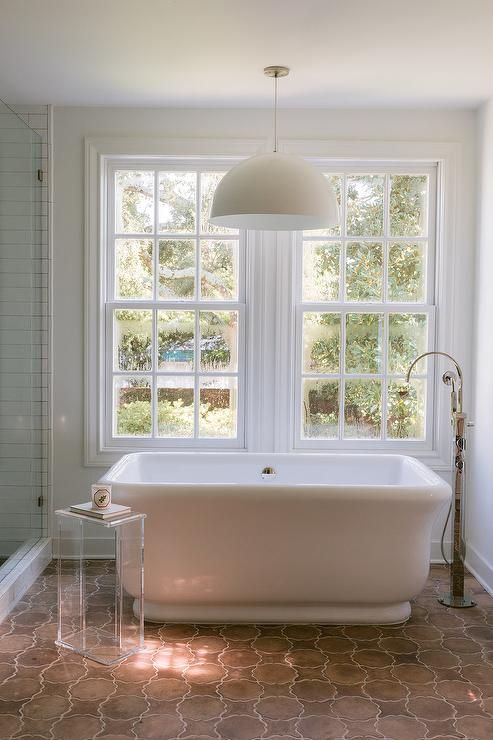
[85,137,460,470]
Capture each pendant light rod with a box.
[264,66,289,154]
[274,74,278,152]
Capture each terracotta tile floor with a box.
[1,564,493,739]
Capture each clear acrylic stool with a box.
[55,509,145,665]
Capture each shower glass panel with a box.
[0,101,44,580]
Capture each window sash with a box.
[294,304,436,447]
[104,162,246,448]
[292,164,438,450]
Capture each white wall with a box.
[466,101,493,592]
[52,106,477,554]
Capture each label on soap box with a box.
[91,484,112,509]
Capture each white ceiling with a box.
[1,0,492,108]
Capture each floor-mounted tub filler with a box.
[101,452,450,625]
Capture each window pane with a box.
[304,174,342,237]
[390,175,428,237]
[158,310,194,371]
[388,313,428,374]
[200,311,238,372]
[158,172,196,233]
[115,240,153,299]
[157,377,194,438]
[302,379,339,439]
[345,242,383,302]
[199,377,237,438]
[303,312,340,373]
[387,379,426,440]
[114,377,151,437]
[346,175,384,237]
[302,242,340,302]
[114,310,152,371]
[345,313,383,374]
[158,240,195,299]
[200,240,239,300]
[344,379,382,439]
[200,172,238,235]
[388,242,426,303]
[115,170,154,234]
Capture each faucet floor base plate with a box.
[438,593,477,608]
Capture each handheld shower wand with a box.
[403,351,475,609]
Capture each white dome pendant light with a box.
[210,66,340,231]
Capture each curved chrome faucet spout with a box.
[405,350,463,414]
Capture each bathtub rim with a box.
[100,451,449,495]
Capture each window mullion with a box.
[194,308,200,440]
[339,308,346,440]
[339,175,347,441]
[382,313,389,441]
[295,166,435,449]
[381,173,390,441]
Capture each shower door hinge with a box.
[37,495,44,508]
[37,169,43,183]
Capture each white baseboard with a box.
[430,539,451,564]
[465,543,493,597]
[0,538,52,623]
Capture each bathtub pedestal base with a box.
[138,600,411,625]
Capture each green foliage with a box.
[118,326,231,371]
[158,399,194,437]
[159,240,195,299]
[387,381,423,439]
[305,379,421,439]
[159,172,196,232]
[388,243,424,302]
[389,313,427,374]
[201,241,236,299]
[344,380,382,437]
[116,171,153,233]
[390,175,427,237]
[346,242,382,301]
[305,313,340,373]
[304,243,340,301]
[116,240,153,299]
[201,341,230,369]
[117,400,151,436]
[345,313,382,374]
[116,398,233,438]
[346,175,384,236]
[304,381,339,438]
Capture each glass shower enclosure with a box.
[0,100,45,580]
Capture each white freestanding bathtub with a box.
[100,452,450,625]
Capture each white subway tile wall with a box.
[0,103,49,559]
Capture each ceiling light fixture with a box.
[210,66,340,231]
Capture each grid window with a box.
[107,167,244,444]
[298,171,434,444]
